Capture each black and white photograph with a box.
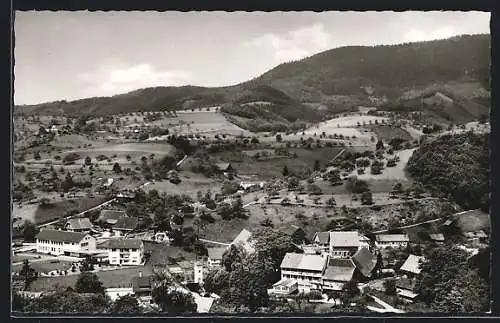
[12,11,491,315]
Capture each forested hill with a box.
[406,132,490,212]
[15,34,490,120]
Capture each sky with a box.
[14,11,490,105]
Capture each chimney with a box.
[139,271,142,277]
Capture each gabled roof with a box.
[313,232,330,245]
[131,275,154,293]
[396,277,417,291]
[114,216,139,231]
[351,247,377,277]
[323,258,356,282]
[330,231,359,248]
[376,234,409,242]
[36,229,88,244]
[280,253,327,272]
[272,278,297,288]
[359,235,371,242]
[98,238,143,249]
[231,229,254,253]
[65,218,93,230]
[207,247,226,261]
[399,254,425,274]
[99,210,128,223]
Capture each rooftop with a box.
[351,247,377,278]
[399,254,425,274]
[231,229,254,253]
[99,209,128,223]
[280,253,327,272]
[323,258,356,282]
[207,247,226,261]
[313,232,330,245]
[429,233,445,241]
[98,238,143,250]
[65,218,93,230]
[114,216,139,231]
[131,275,155,293]
[36,229,88,244]
[376,234,410,242]
[330,231,359,248]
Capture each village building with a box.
[98,238,144,266]
[65,218,93,233]
[98,209,128,226]
[267,278,299,296]
[105,285,134,302]
[359,235,371,249]
[399,254,425,277]
[280,253,328,292]
[351,247,378,279]
[463,230,488,244]
[113,216,139,236]
[329,231,360,258]
[36,229,97,256]
[428,233,445,244]
[215,162,235,177]
[396,277,419,302]
[375,234,410,249]
[312,231,330,253]
[132,273,155,301]
[207,247,226,269]
[321,258,356,291]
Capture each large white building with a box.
[36,229,97,256]
[375,234,410,249]
[329,231,360,258]
[99,238,144,265]
[280,253,328,292]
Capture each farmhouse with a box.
[207,247,226,268]
[375,234,410,249]
[321,258,356,291]
[98,238,144,266]
[329,231,359,258]
[312,231,330,253]
[105,285,134,302]
[36,229,97,256]
[396,277,419,302]
[132,273,155,299]
[351,247,378,278]
[428,233,445,244]
[65,218,93,233]
[280,253,328,292]
[215,162,235,177]
[113,216,139,236]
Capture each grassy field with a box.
[28,266,154,291]
[144,242,197,267]
[33,196,107,224]
[368,125,413,142]
[11,254,41,263]
[12,259,74,273]
[142,171,223,199]
[214,147,344,179]
[53,134,110,149]
[455,209,490,232]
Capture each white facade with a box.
[194,262,204,284]
[36,234,96,256]
[375,240,409,249]
[107,245,144,265]
[281,268,324,290]
[207,257,222,268]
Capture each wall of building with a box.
[105,287,134,301]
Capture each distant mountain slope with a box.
[15,34,490,123]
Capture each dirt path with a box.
[198,238,230,246]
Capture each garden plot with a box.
[141,171,223,199]
[347,148,416,181]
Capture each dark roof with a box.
[99,210,128,223]
[131,275,154,293]
[36,229,88,244]
[65,218,93,230]
[396,278,417,291]
[352,247,377,277]
[98,238,143,249]
[313,232,330,245]
[114,216,139,231]
[323,258,356,282]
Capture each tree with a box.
[313,160,321,172]
[111,295,141,314]
[152,285,197,314]
[22,220,37,242]
[222,244,246,272]
[80,256,95,272]
[376,140,384,150]
[282,165,289,177]
[75,272,105,294]
[85,156,92,165]
[19,260,37,291]
[383,278,397,295]
[360,191,373,205]
[34,151,41,160]
[287,177,299,190]
[346,177,369,194]
[113,162,122,174]
[275,134,282,142]
[204,269,230,295]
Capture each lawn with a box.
[33,196,108,224]
[12,259,74,273]
[144,242,197,267]
[28,266,154,292]
[454,209,491,232]
[142,171,223,199]
[368,125,413,143]
[11,254,40,263]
